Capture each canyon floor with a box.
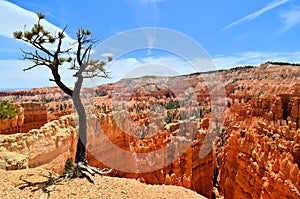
[0,167,206,199]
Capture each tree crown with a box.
[13,13,112,95]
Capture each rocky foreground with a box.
[0,168,205,199]
[0,62,299,198]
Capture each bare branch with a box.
[81,44,92,63]
[54,26,67,57]
[20,49,54,71]
[23,64,40,71]
[60,48,73,53]
[82,71,110,79]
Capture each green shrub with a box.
[164,99,180,110]
[64,158,74,172]
[0,100,20,120]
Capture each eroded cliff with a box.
[0,63,299,198]
[0,115,77,173]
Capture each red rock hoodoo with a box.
[0,63,299,198]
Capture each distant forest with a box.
[229,61,300,71]
[266,61,300,66]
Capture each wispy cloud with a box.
[279,6,300,33]
[0,59,76,88]
[0,0,76,50]
[105,56,196,80]
[126,0,167,53]
[213,51,300,69]
[128,0,166,26]
[89,50,300,86]
[222,0,290,31]
[137,0,166,8]
[0,55,196,88]
[3,50,300,88]
[0,60,50,88]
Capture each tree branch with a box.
[23,64,40,71]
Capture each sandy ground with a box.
[0,168,206,199]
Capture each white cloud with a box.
[83,55,197,87]
[213,51,300,69]
[223,0,290,30]
[3,51,300,89]
[0,60,49,89]
[188,57,216,72]
[0,0,76,51]
[279,6,300,32]
[77,50,300,87]
[101,53,114,58]
[0,59,76,89]
[0,1,79,89]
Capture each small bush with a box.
[63,158,84,179]
[0,100,20,120]
[64,158,74,172]
[164,99,180,110]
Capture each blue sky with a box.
[1,0,300,88]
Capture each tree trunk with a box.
[72,74,87,164]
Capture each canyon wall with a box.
[46,100,73,121]
[0,63,299,198]
[20,102,48,133]
[218,118,300,198]
[217,64,300,198]
[0,115,77,174]
[0,102,48,134]
[86,113,216,197]
[0,104,24,134]
[89,64,299,198]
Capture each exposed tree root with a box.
[18,160,113,196]
[63,158,112,183]
[78,163,113,176]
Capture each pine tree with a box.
[13,13,112,175]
